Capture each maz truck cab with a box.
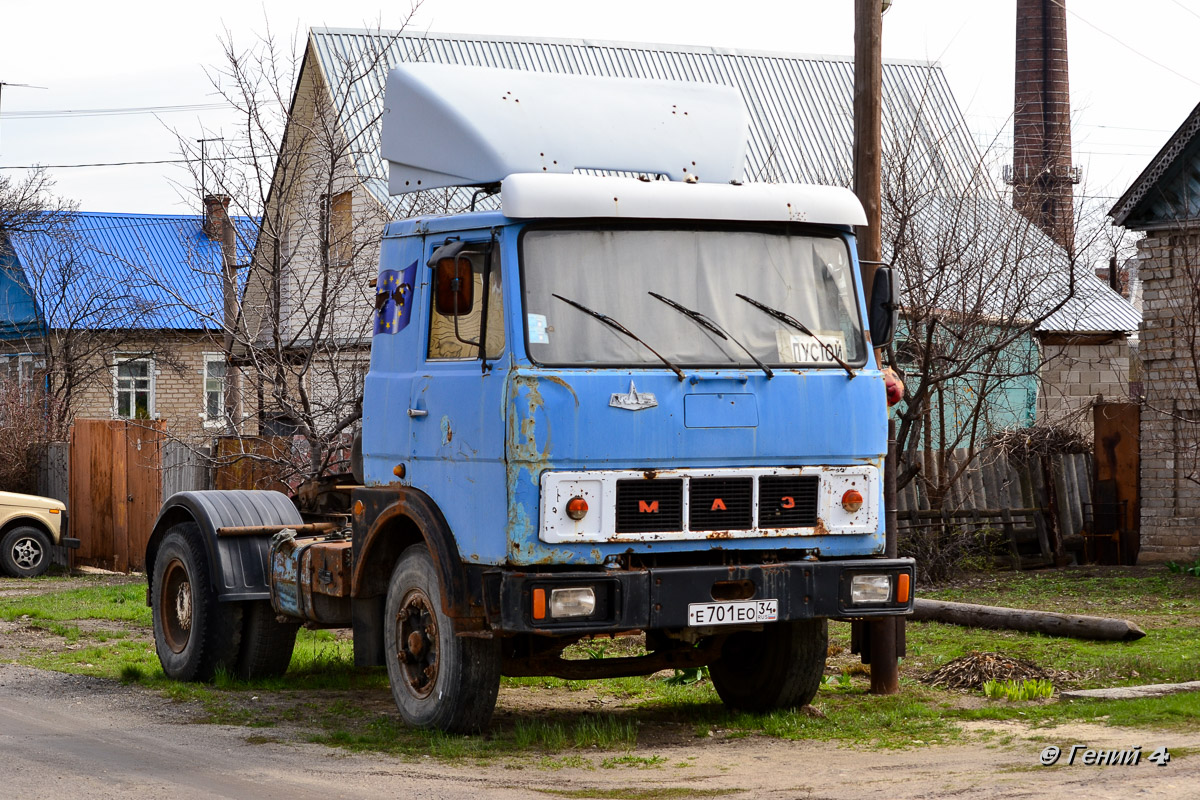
[145,63,913,734]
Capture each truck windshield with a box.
[520,226,866,368]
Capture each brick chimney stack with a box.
[203,194,231,240]
[1010,0,1079,256]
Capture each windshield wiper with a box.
[552,294,686,381]
[649,292,773,379]
[736,293,855,379]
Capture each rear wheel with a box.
[709,618,828,712]
[384,545,500,732]
[1,526,52,578]
[151,524,243,681]
[236,600,299,680]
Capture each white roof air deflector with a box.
[382,63,749,195]
[501,174,868,227]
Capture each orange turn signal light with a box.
[841,489,864,513]
[896,573,911,604]
[532,588,547,620]
[566,496,589,521]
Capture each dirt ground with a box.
[2,572,1198,799]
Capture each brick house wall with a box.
[1132,230,1200,562]
[1,332,228,445]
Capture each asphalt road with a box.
[4,661,1199,800]
[0,664,522,800]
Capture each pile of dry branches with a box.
[983,425,1091,460]
[920,651,1053,690]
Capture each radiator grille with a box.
[758,475,820,528]
[688,478,753,531]
[615,479,683,533]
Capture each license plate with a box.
[687,599,778,627]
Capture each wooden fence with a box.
[895,450,1093,567]
[37,434,213,573]
[36,442,70,567]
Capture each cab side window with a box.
[427,246,505,360]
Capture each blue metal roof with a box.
[0,212,256,332]
[307,29,1140,334]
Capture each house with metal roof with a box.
[0,207,254,437]
[248,28,1139,450]
[1110,100,1200,562]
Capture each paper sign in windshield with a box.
[776,330,847,364]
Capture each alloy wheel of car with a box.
[11,534,44,571]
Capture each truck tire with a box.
[709,618,828,712]
[236,600,299,680]
[384,544,500,733]
[151,523,243,681]
[1,526,52,578]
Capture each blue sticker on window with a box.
[374,260,417,335]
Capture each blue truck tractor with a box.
[144,63,913,733]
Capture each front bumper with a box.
[496,557,914,635]
[58,511,79,549]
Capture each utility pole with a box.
[853,0,901,696]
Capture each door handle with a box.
[407,408,428,417]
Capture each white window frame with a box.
[113,355,156,420]
[202,352,228,428]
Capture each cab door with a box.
[405,232,509,563]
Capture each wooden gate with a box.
[68,419,164,573]
[1092,402,1141,565]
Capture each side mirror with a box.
[868,267,897,348]
[435,256,474,315]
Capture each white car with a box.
[0,492,79,578]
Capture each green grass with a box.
[982,679,1054,701]
[0,581,150,624]
[3,568,1200,760]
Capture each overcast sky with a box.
[1,0,1197,215]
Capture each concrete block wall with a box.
[1136,230,1200,562]
[1038,337,1131,433]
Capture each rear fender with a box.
[145,491,303,603]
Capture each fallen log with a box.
[912,598,1146,642]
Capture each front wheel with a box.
[709,618,828,712]
[1,526,52,578]
[384,545,500,733]
[151,524,242,681]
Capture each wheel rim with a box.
[160,558,193,654]
[394,588,439,698]
[11,536,43,570]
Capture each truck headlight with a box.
[549,587,596,618]
[849,574,892,604]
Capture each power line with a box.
[0,155,265,170]
[1050,0,1200,89]
[3,102,234,120]
[1168,0,1200,22]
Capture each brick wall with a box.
[1037,337,1131,433]
[1,332,227,445]
[1135,230,1200,562]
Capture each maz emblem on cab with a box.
[609,381,658,411]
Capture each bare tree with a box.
[1,169,189,435]
[154,11,445,484]
[878,117,1119,508]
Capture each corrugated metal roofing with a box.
[1,212,256,331]
[308,29,1140,334]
